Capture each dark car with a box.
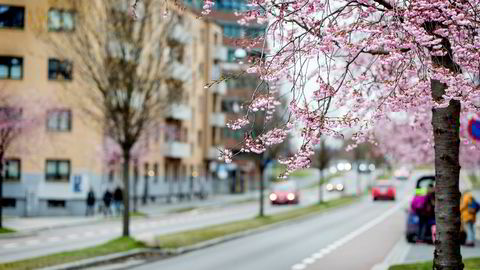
[269,181,300,205]
[372,182,396,200]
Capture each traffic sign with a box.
[468,117,480,140]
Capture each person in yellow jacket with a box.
[460,191,479,247]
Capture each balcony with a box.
[164,141,191,159]
[207,146,221,160]
[168,24,191,44]
[167,61,191,82]
[166,104,192,121]
[213,46,227,61]
[210,112,226,127]
[211,81,227,95]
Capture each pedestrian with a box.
[460,191,479,247]
[85,188,96,216]
[113,186,124,216]
[411,185,435,242]
[102,189,113,217]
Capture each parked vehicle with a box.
[372,182,396,200]
[269,181,300,205]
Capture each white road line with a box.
[47,236,61,243]
[25,239,40,246]
[291,196,411,270]
[67,234,79,240]
[83,231,95,237]
[3,242,19,249]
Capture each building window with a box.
[0,56,23,79]
[223,24,242,38]
[0,5,24,29]
[47,200,66,208]
[48,59,73,80]
[4,159,20,181]
[45,160,71,181]
[47,109,72,131]
[48,9,75,31]
[245,27,265,38]
[1,198,16,208]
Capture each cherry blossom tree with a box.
[0,92,43,228]
[197,1,480,268]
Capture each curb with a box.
[44,197,362,270]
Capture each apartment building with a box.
[0,0,226,216]
[185,0,267,193]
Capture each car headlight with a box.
[287,193,295,200]
[336,184,344,191]
[326,184,334,191]
[269,193,277,201]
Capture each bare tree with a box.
[45,0,182,236]
[314,139,336,204]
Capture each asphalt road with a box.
[0,172,363,263]
[131,172,417,270]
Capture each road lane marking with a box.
[3,242,19,249]
[67,234,79,240]
[291,196,411,270]
[26,239,40,246]
[47,236,61,243]
[83,231,95,237]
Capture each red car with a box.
[372,183,396,200]
[269,181,300,205]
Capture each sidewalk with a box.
[2,191,259,234]
[2,171,321,234]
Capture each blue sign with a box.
[468,118,480,140]
[73,175,82,193]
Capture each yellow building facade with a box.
[0,0,225,215]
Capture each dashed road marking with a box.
[25,239,40,246]
[3,242,19,249]
[290,196,411,270]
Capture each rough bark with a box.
[0,152,4,228]
[431,80,463,270]
[142,174,149,205]
[122,152,131,237]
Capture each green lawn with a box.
[0,237,144,270]
[389,257,480,270]
[0,228,15,234]
[153,196,358,249]
[468,173,479,189]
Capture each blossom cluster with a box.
[201,0,480,175]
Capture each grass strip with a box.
[468,173,479,189]
[0,228,15,234]
[0,237,144,270]
[389,257,480,270]
[154,196,358,249]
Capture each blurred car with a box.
[326,182,345,192]
[269,181,299,205]
[394,167,410,180]
[372,182,396,200]
[358,162,376,174]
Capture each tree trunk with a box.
[142,174,148,205]
[133,162,138,212]
[319,168,324,204]
[0,153,4,228]
[259,162,265,217]
[431,79,463,270]
[122,152,131,237]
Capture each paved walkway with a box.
[3,171,323,233]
